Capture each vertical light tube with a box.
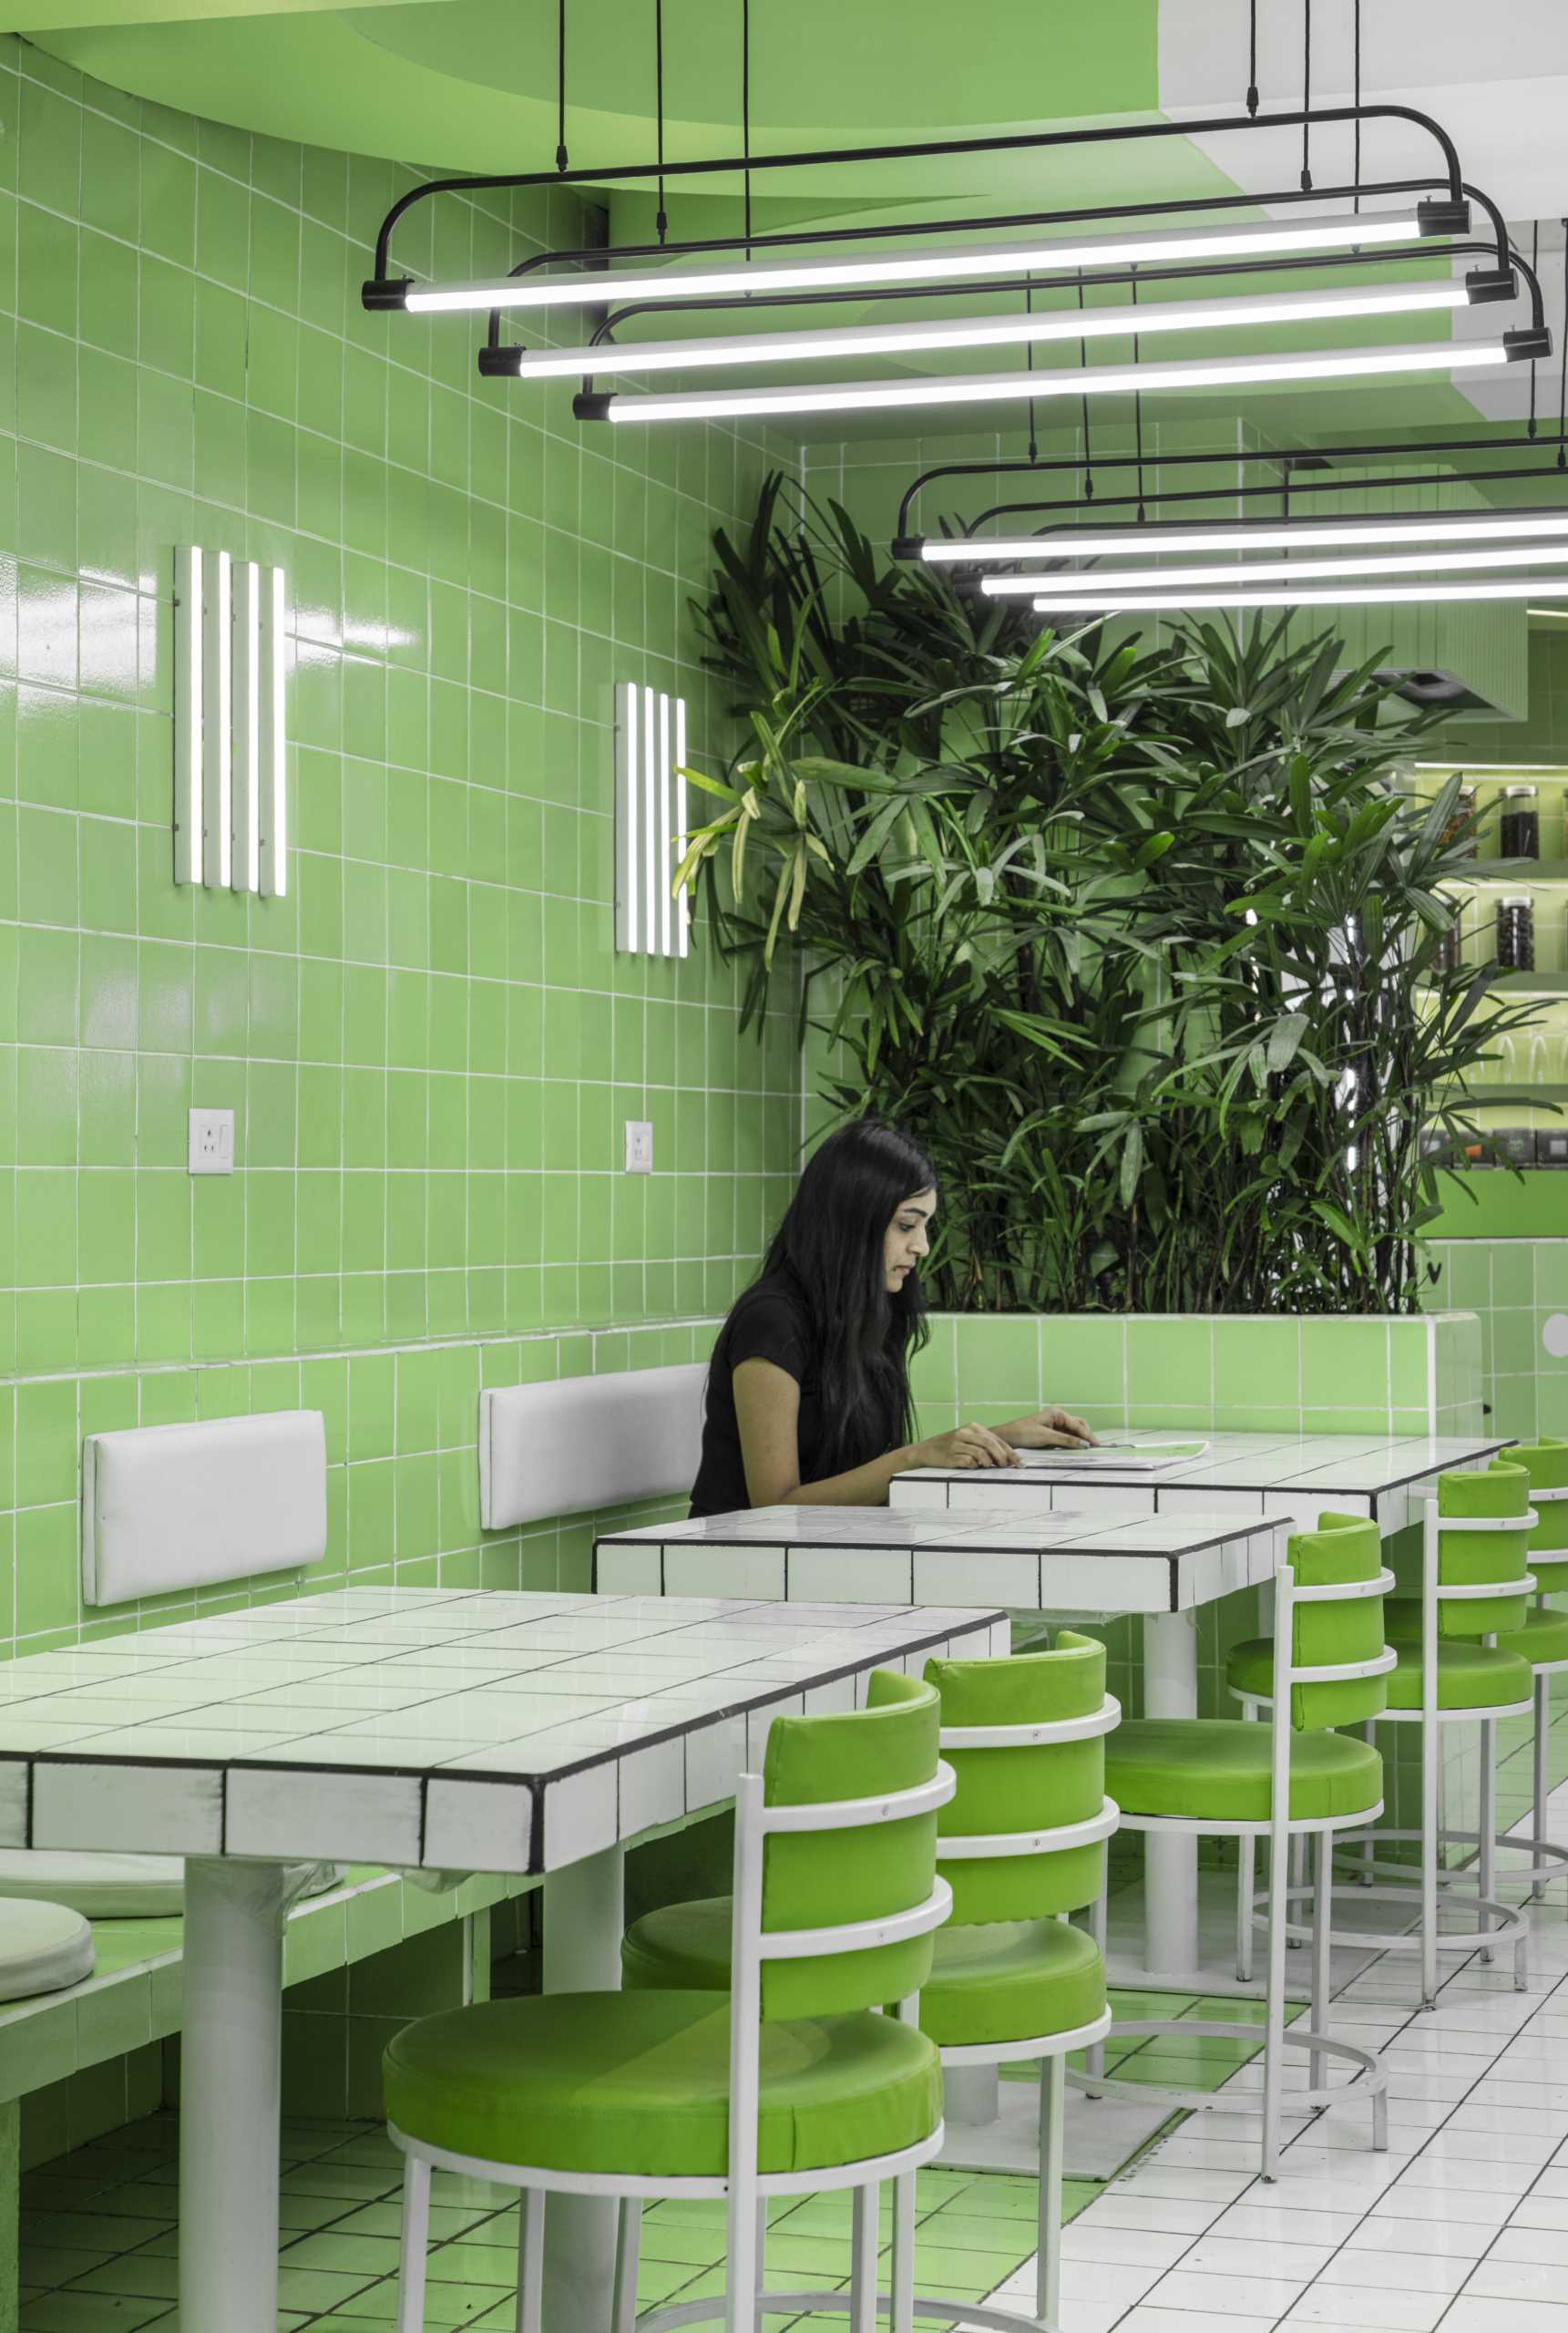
[674,694,689,959]
[174,546,202,884]
[657,690,672,957]
[619,681,640,953]
[260,566,287,898]
[232,561,261,893]
[202,550,232,888]
[642,683,657,952]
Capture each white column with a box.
[179,1858,293,2332]
[1143,1610,1200,1977]
[543,1845,626,2333]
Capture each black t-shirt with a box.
[690,1272,832,1516]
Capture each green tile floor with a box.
[15,1992,1266,2331]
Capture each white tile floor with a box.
[968,1768,1568,2332]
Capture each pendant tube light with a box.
[984,542,1568,597]
[924,504,1568,565]
[399,206,1448,317]
[1030,575,1568,612]
[507,276,1487,383]
[577,332,1543,427]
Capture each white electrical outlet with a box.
[189,1106,235,1176]
[624,1119,654,1174]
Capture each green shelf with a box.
[1441,858,1568,886]
[1491,973,1568,996]
[1446,1085,1568,1106]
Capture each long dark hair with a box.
[761,1117,937,1471]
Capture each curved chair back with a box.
[1280,1513,1392,1730]
[752,1667,951,2021]
[1511,1440,1568,1594]
[1434,1461,1536,1639]
[921,1631,1118,1927]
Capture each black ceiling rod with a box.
[364,97,1469,290]
[1246,0,1259,114]
[556,0,569,172]
[1300,0,1313,191]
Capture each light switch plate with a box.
[189,1107,235,1175]
[624,1119,654,1174]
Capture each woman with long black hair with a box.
[689,1117,1093,1515]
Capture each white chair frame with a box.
[388,1759,957,2333]
[1235,1504,1538,2009]
[1071,1562,1394,2181]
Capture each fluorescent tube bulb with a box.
[925,505,1568,564]
[511,279,1472,381]
[987,543,1568,597]
[404,207,1436,314]
[590,337,1513,426]
[1031,576,1568,612]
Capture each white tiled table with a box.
[888,1426,1511,1979]
[0,1583,1005,2333]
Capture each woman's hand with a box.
[916,1423,1021,1472]
[999,1406,1098,1450]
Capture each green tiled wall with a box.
[910,1309,1482,1440]
[0,36,802,1660]
[1428,1236,1568,1444]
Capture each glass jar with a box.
[1496,894,1535,971]
[1500,783,1540,859]
[1441,782,1479,856]
[1434,910,1465,973]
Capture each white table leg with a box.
[543,1845,625,2333]
[179,1857,293,2333]
[1143,1611,1200,1978]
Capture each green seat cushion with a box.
[1106,1719,1381,1824]
[384,1990,941,2180]
[1496,1605,1568,1668]
[1231,1628,1533,1713]
[1512,1443,1568,1591]
[623,1896,1105,2053]
[918,1917,1105,2050]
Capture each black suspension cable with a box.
[556,0,569,171]
[1132,266,1145,521]
[741,0,752,254]
[1024,279,1037,464]
[1301,0,1313,191]
[1531,221,1541,437]
[1246,0,1258,114]
[654,0,668,243]
[1559,221,1567,469]
[1549,220,1558,467]
[1078,272,1093,500]
[1352,0,1361,213]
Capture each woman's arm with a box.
[733,1358,1020,1507]
[995,1405,1097,1448]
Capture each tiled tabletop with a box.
[0,1586,1006,1879]
[890,1427,1512,1535]
[594,1500,1286,1617]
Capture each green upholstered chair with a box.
[1492,1442,1568,1902]
[1228,1463,1536,2011]
[1080,1514,1393,2181]
[383,1669,953,2333]
[622,1633,1120,2332]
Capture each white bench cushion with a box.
[0,1899,94,1999]
[83,1409,328,1606]
[479,1363,706,1530]
[0,1852,344,1919]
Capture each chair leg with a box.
[1361,1721,1378,1886]
[1309,1829,1331,2102]
[1236,1831,1255,1983]
[754,2201,767,2331]
[1262,1834,1289,2182]
[395,2155,432,2333]
[1036,2052,1065,2330]
[1479,1711,1497,1964]
[1421,1712,1440,2011]
[724,2178,758,2333]
[849,2181,877,2333]
[610,2198,640,2333]
[1087,1889,1107,2077]
[1534,1669,1552,1904]
[1288,1835,1307,1948]
[890,2170,917,2333]
[516,2188,544,2333]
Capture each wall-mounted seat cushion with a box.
[384,1989,941,2179]
[0,1899,94,2000]
[84,1409,328,1606]
[0,1852,344,1919]
[479,1363,707,1530]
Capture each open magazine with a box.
[1015,1439,1210,1472]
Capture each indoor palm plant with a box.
[680,475,1542,1315]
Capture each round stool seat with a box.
[0,1898,94,2000]
[1495,1605,1568,1670]
[1107,1718,1382,1824]
[0,1852,345,1919]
